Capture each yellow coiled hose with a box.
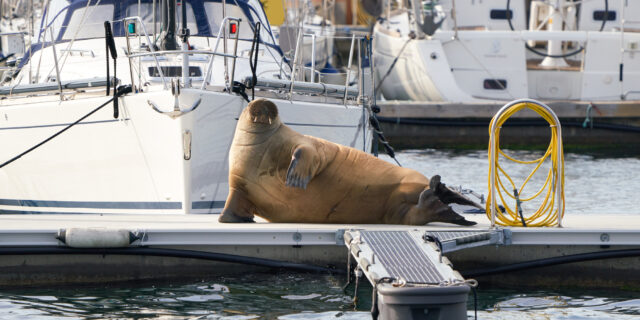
[486,100,565,227]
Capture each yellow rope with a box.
[486,101,565,227]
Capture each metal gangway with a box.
[343,229,507,320]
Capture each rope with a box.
[0,85,130,169]
[487,101,565,227]
[248,21,261,100]
[374,36,412,98]
[364,36,401,166]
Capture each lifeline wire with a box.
[486,101,565,227]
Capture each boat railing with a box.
[123,16,242,92]
[123,16,168,90]
[121,15,369,105]
[288,31,370,105]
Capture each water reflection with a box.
[1,273,639,319]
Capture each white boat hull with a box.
[0,89,370,214]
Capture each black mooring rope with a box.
[365,36,401,166]
[0,85,131,169]
[248,21,261,100]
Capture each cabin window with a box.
[490,9,513,20]
[62,5,114,40]
[483,79,507,90]
[148,66,203,77]
[593,10,616,21]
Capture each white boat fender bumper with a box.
[56,228,140,248]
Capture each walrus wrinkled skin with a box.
[219,99,481,226]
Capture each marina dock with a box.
[1,213,639,289]
[377,100,640,150]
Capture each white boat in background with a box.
[274,0,336,81]
[1,0,45,71]
[0,0,372,215]
[374,0,640,103]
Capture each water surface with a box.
[1,272,639,319]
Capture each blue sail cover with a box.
[37,0,277,46]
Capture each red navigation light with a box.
[230,22,237,34]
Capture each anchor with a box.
[147,78,201,119]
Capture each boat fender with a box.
[56,228,140,248]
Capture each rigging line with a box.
[374,36,411,97]
[457,38,514,99]
[44,0,103,81]
[230,0,291,77]
[124,101,163,205]
[0,95,115,169]
[33,0,52,83]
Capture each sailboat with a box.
[374,0,640,103]
[0,0,372,215]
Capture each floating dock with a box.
[344,230,476,320]
[1,213,639,290]
[377,100,640,150]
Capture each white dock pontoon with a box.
[1,213,639,288]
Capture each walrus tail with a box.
[430,175,485,211]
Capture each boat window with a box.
[484,79,507,90]
[490,9,513,20]
[593,10,616,21]
[126,2,198,35]
[62,5,115,40]
[148,66,202,77]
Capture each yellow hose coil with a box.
[487,100,565,227]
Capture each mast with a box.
[160,0,178,50]
[179,0,190,87]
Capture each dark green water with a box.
[1,272,639,319]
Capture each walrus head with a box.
[243,98,279,126]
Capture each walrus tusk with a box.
[269,118,272,124]
[254,116,258,123]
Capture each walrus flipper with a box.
[430,175,484,211]
[219,188,257,223]
[285,145,320,190]
[417,188,477,226]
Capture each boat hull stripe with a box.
[0,199,182,209]
[0,119,127,131]
[191,201,225,209]
[284,122,359,128]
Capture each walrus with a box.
[219,98,481,225]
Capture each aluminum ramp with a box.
[344,230,483,320]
